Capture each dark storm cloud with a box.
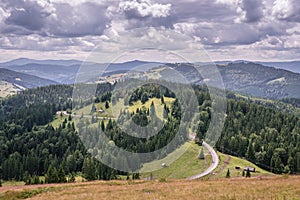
[193,23,262,46]
[0,0,299,61]
[171,0,236,23]
[0,0,110,37]
[240,0,264,23]
[48,2,109,37]
[5,3,49,31]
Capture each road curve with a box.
[59,112,219,179]
[186,141,219,180]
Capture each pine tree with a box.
[69,173,76,183]
[101,120,105,131]
[246,140,255,161]
[150,101,155,118]
[161,96,165,104]
[199,148,205,159]
[132,173,140,180]
[226,169,230,178]
[105,101,109,109]
[57,165,67,183]
[82,158,96,181]
[45,165,59,183]
[246,168,251,178]
[163,104,168,119]
[0,179,2,187]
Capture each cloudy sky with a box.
[0,0,299,62]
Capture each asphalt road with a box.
[60,112,219,179]
[186,141,219,180]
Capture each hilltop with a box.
[0,68,57,91]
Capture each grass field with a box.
[0,81,19,98]
[73,96,174,120]
[127,97,175,120]
[1,176,299,200]
[51,115,68,129]
[141,142,211,179]
[210,152,273,179]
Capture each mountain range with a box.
[0,58,299,99]
[0,68,57,89]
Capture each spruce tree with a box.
[57,165,67,183]
[246,140,255,161]
[226,169,230,178]
[68,114,72,121]
[105,101,110,109]
[199,148,205,159]
[161,96,165,104]
[69,173,76,183]
[246,168,251,178]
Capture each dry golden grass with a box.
[2,176,299,200]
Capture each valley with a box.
[0,58,299,200]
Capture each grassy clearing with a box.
[0,81,18,98]
[128,97,175,120]
[74,102,113,118]
[0,187,59,200]
[2,176,298,200]
[51,115,68,129]
[1,181,25,187]
[73,97,174,121]
[210,152,273,179]
[141,142,211,179]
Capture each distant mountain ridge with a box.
[217,62,300,99]
[257,61,300,74]
[0,59,163,84]
[0,68,57,89]
[0,58,83,67]
[152,62,300,99]
[0,58,299,99]
[213,60,300,74]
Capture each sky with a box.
[0,0,299,62]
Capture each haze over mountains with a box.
[0,68,57,89]
[0,58,299,99]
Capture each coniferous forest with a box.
[0,83,299,184]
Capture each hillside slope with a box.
[218,62,300,99]
[157,62,300,99]
[0,68,57,89]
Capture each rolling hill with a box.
[1,59,299,99]
[218,62,300,99]
[0,59,162,84]
[0,68,57,89]
[258,61,300,74]
[155,62,300,99]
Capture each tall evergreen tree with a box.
[57,165,67,183]
[226,169,230,178]
[199,148,205,159]
[246,168,251,178]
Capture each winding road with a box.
[60,111,219,179]
[187,141,219,180]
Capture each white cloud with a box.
[119,0,171,18]
[272,0,300,22]
[0,0,299,62]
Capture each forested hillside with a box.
[0,84,117,184]
[0,68,57,89]
[0,83,299,185]
[194,85,300,174]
